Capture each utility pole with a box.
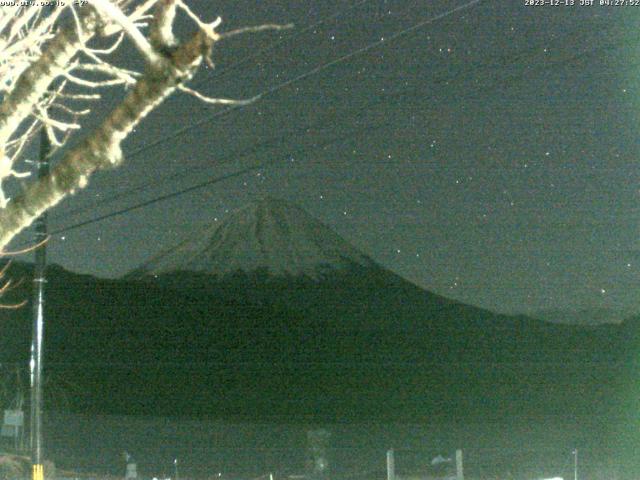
[30,125,50,480]
[455,449,464,480]
[386,449,395,480]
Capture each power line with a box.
[56,7,631,224]
[48,0,489,224]
[46,74,611,239]
[48,165,263,235]
[49,118,390,236]
[21,0,631,247]
[51,29,632,235]
[55,1,411,220]
[113,0,486,165]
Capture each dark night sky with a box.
[10,0,640,315]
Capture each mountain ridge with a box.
[529,307,635,326]
[0,198,634,424]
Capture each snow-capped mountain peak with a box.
[134,197,375,278]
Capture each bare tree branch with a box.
[0,25,218,249]
[91,0,161,65]
[220,23,294,40]
[0,8,99,153]
[0,0,291,259]
[177,84,261,105]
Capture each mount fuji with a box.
[0,198,631,423]
[128,196,477,327]
[131,196,375,279]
